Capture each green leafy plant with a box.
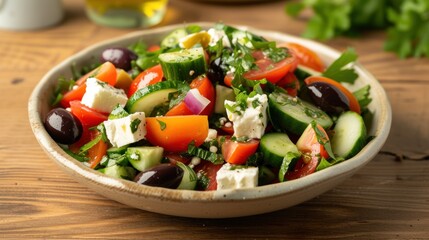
[285,0,429,58]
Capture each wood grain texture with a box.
[1,0,428,239]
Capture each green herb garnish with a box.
[285,0,429,59]
[322,48,358,84]
[187,142,224,165]
[156,119,167,131]
[130,118,142,133]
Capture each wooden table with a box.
[1,0,428,239]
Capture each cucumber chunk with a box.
[126,81,186,115]
[260,133,300,168]
[98,164,136,180]
[268,91,333,135]
[160,28,188,48]
[159,47,206,82]
[331,111,367,159]
[126,146,164,171]
[176,162,197,190]
[214,84,235,114]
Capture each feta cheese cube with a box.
[216,163,258,190]
[207,28,231,48]
[81,78,128,113]
[225,94,268,139]
[104,112,146,148]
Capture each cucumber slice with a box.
[159,47,206,82]
[126,81,185,115]
[268,91,333,135]
[176,162,197,190]
[331,111,367,159]
[161,28,188,48]
[260,133,300,168]
[126,146,164,171]
[98,164,136,180]
[214,84,235,114]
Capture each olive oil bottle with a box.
[84,0,168,28]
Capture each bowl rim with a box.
[28,22,392,204]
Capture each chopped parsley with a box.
[130,118,141,133]
[156,119,167,131]
[187,142,224,165]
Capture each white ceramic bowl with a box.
[28,22,391,218]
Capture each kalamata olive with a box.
[206,57,225,83]
[134,164,184,189]
[100,47,137,71]
[307,82,350,114]
[44,108,83,144]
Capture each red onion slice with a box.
[184,89,210,114]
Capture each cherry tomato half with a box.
[69,100,108,127]
[128,64,164,97]
[284,42,325,72]
[221,138,260,165]
[276,72,301,97]
[75,61,117,86]
[166,76,215,116]
[194,161,223,191]
[243,50,298,84]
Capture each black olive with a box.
[134,164,184,189]
[307,81,350,114]
[100,47,137,71]
[44,108,83,144]
[206,57,226,83]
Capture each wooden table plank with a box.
[1,0,428,239]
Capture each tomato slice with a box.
[296,123,330,160]
[69,100,108,127]
[284,42,325,72]
[221,138,260,165]
[68,128,107,169]
[165,102,193,116]
[220,124,234,135]
[87,130,108,169]
[60,83,87,108]
[243,50,297,84]
[145,116,209,152]
[166,76,215,116]
[276,72,300,97]
[128,64,164,97]
[284,123,330,181]
[189,76,215,115]
[75,61,117,86]
[147,45,161,52]
[285,156,319,180]
[305,76,361,114]
[69,126,91,153]
[194,161,223,191]
[224,73,233,87]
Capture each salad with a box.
[44,23,372,191]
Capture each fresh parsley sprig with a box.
[285,0,429,59]
[322,48,358,84]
